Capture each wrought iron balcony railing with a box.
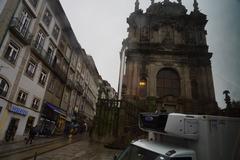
[9,17,33,45]
[52,63,67,82]
[74,81,84,94]
[66,79,75,89]
[31,41,67,82]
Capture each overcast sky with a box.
[59,0,240,108]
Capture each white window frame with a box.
[4,42,20,64]
[26,60,37,78]
[39,70,47,86]
[46,43,55,64]
[32,98,40,110]
[17,9,32,36]
[17,90,28,104]
[0,77,9,97]
[35,30,45,50]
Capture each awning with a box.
[46,103,66,117]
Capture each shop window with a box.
[17,90,28,104]
[25,59,37,78]
[4,41,20,64]
[157,68,180,97]
[0,77,9,97]
[6,118,19,141]
[32,98,40,110]
[39,69,48,86]
[42,8,52,27]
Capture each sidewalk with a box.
[0,134,86,160]
[0,136,63,155]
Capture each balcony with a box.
[66,79,75,90]
[75,81,84,95]
[9,18,33,45]
[31,41,50,65]
[52,63,67,83]
[31,41,67,83]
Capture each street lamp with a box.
[139,78,147,87]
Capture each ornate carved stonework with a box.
[121,0,218,114]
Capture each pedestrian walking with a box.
[26,126,37,144]
[5,125,17,142]
[64,124,70,138]
[84,122,88,134]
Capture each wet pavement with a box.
[0,136,63,155]
[31,138,121,160]
[0,134,121,160]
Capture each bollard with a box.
[34,152,37,160]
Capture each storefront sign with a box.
[8,105,28,116]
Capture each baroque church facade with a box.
[119,0,218,114]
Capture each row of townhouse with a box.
[0,0,100,141]
[98,79,117,100]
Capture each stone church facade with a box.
[120,0,218,114]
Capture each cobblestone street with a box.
[30,138,120,160]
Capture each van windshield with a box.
[117,144,169,160]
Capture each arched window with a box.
[156,68,180,97]
[0,77,9,97]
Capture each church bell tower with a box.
[120,0,218,114]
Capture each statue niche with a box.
[158,25,174,45]
[140,26,150,42]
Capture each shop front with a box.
[5,104,28,141]
[39,102,67,136]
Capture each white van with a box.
[114,113,240,160]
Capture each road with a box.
[31,138,120,160]
[0,135,120,160]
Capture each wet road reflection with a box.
[33,138,121,160]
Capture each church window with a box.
[156,68,180,97]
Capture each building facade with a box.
[0,0,100,141]
[99,79,117,100]
[119,0,218,114]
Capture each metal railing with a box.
[9,17,33,44]
[31,41,67,82]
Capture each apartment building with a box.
[0,0,100,141]
[36,0,79,135]
[98,79,117,100]
[0,0,54,140]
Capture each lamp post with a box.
[223,90,231,109]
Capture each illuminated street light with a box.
[139,78,147,86]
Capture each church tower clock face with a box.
[119,0,218,114]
